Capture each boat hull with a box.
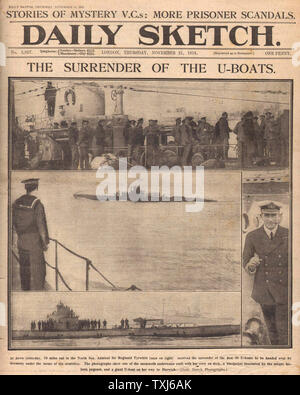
[12,324,240,340]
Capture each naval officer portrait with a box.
[243,201,289,346]
[12,178,49,291]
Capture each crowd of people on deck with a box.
[30,317,135,331]
[13,109,289,170]
[30,318,108,331]
[233,109,289,168]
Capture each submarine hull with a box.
[13,324,240,340]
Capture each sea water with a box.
[11,171,241,291]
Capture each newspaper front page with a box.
[0,0,299,377]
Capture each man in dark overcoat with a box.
[243,201,289,345]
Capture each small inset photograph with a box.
[10,292,241,349]
[10,78,291,171]
[242,184,290,347]
[10,171,241,292]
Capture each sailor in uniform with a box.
[243,201,289,345]
[180,116,194,166]
[143,120,160,167]
[12,178,49,291]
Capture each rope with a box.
[11,249,72,291]
[44,261,72,291]
[129,87,289,106]
[12,239,136,291]
[89,262,117,289]
[49,238,118,289]
[14,81,289,104]
[50,237,90,261]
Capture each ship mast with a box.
[111,85,124,115]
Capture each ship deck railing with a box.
[11,238,118,292]
[49,238,118,291]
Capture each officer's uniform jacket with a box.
[173,124,182,145]
[78,127,93,147]
[143,125,159,147]
[243,225,289,305]
[179,123,193,145]
[218,117,230,142]
[279,111,289,140]
[68,126,79,146]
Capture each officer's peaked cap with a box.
[21,178,39,186]
[260,201,282,213]
[245,111,254,119]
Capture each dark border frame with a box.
[7,77,293,351]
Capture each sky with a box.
[13,79,291,128]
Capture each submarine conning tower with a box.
[52,82,106,127]
[52,82,128,153]
[45,302,79,331]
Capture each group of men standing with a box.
[173,109,289,167]
[68,119,107,169]
[120,318,130,329]
[78,319,107,330]
[13,108,289,169]
[29,318,136,332]
[124,114,229,167]
[173,113,231,165]
[67,109,289,169]
[233,110,289,167]
[31,319,55,332]
[30,318,108,331]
